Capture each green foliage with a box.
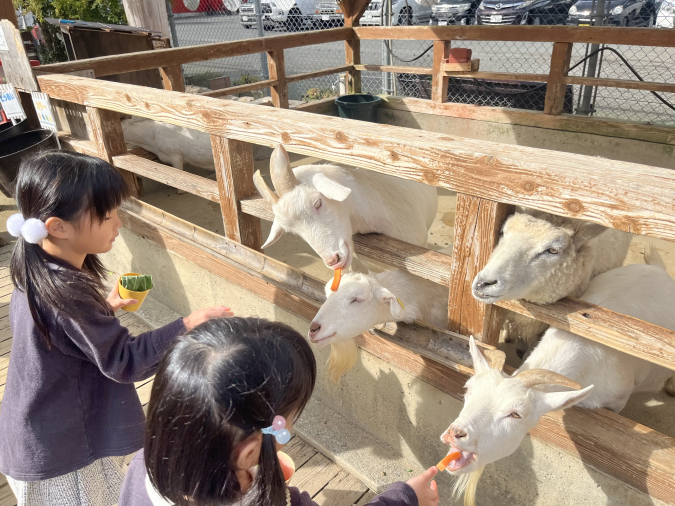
[302,87,338,102]
[233,73,261,86]
[13,0,127,24]
[120,274,154,292]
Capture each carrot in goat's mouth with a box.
[436,452,462,472]
[331,268,342,292]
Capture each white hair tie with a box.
[7,214,49,244]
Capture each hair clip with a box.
[7,214,48,244]
[261,415,291,445]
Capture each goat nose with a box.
[325,254,341,267]
[309,322,321,336]
[476,278,498,289]
[451,425,468,440]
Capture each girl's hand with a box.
[406,467,439,506]
[107,285,137,314]
[183,306,234,331]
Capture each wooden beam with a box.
[267,50,289,109]
[443,71,548,82]
[352,26,675,47]
[286,65,354,85]
[211,137,263,250]
[37,28,354,78]
[157,38,185,92]
[0,0,19,28]
[86,107,140,196]
[38,74,675,242]
[544,42,573,115]
[292,96,338,114]
[447,195,513,344]
[354,64,433,75]
[564,76,675,94]
[344,27,361,94]
[201,79,278,98]
[431,40,451,103]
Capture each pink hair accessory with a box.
[262,415,291,444]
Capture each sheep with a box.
[443,261,675,506]
[309,269,448,381]
[253,145,438,271]
[472,209,632,359]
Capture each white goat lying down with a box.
[472,209,631,358]
[310,270,448,381]
[253,145,438,271]
[444,262,675,506]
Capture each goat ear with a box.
[312,173,351,202]
[376,287,405,319]
[573,222,605,248]
[469,336,491,374]
[538,385,594,413]
[262,219,284,249]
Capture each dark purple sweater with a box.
[119,452,419,506]
[0,289,185,481]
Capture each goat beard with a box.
[452,466,486,506]
[326,339,358,383]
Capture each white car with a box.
[270,0,317,29]
[239,0,275,28]
[656,0,675,26]
[360,0,434,25]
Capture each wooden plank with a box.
[201,79,278,98]
[441,59,480,73]
[288,453,342,497]
[443,71,549,82]
[160,66,185,92]
[286,66,354,85]
[112,153,219,202]
[86,107,140,197]
[352,26,675,47]
[58,133,99,156]
[38,74,675,242]
[210,138,263,250]
[431,41,451,103]
[267,50,289,109]
[38,28,354,78]
[354,491,376,506]
[0,0,19,28]
[564,76,675,94]
[312,469,368,506]
[293,97,338,115]
[544,42,573,115]
[377,95,675,147]
[448,195,513,345]
[354,64,433,75]
[135,377,155,406]
[345,35,361,94]
[0,474,16,506]
[285,436,319,469]
[0,20,38,92]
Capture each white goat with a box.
[443,262,675,506]
[472,209,631,358]
[253,145,438,271]
[310,270,448,381]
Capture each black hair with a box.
[9,150,129,349]
[145,317,317,506]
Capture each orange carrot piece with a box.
[330,268,342,292]
[436,452,461,472]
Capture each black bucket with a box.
[335,94,382,122]
[0,119,31,144]
[0,129,59,197]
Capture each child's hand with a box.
[183,306,234,331]
[406,467,439,506]
[107,285,137,314]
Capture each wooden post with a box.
[431,40,451,103]
[345,32,361,94]
[267,50,289,108]
[86,107,141,197]
[0,0,18,29]
[447,194,514,345]
[122,0,171,39]
[210,136,263,250]
[157,39,185,93]
[544,42,573,115]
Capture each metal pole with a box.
[254,0,269,87]
[382,0,392,94]
[578,0,605,115]
[166,0,180,48]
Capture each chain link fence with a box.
[169,0,675,124]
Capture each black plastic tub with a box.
[335,94,382,122]
[0,129,59,197]
[0,119,31,144]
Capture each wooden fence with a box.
[29,25,675,504]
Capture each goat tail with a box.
[645,244,667,271]
[452,466,485,506]
[326,339,358,383]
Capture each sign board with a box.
[0,29,8,52]
[0,83,26,121]
[31,91,61,149]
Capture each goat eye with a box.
[314,199,322,210]
[351,298,362,304]
[508,412,522,419]
[546,247,560,255]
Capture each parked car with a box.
[270,0,317,29]
[476,0,572,24]
[655,0,674,24]
[568,0,657,25]
[313,0,345,26]
[430,0,480,24]
[239,0,275,28]
[361,0,434,25]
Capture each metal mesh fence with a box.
[169,0,675,124]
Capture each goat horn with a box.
[515,369,582,390]
[253,170,279,204]
[270,144,299,197]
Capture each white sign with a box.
[0,29,8,52]
[0,84,26,120]
[31,92,61,149]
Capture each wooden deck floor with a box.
[0,245,372,506]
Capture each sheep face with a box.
[472,212,605,304]
[308,273,405,346]
[441,338,593,474]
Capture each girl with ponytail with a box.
[0,151,233,506]
[119,317,440,506]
